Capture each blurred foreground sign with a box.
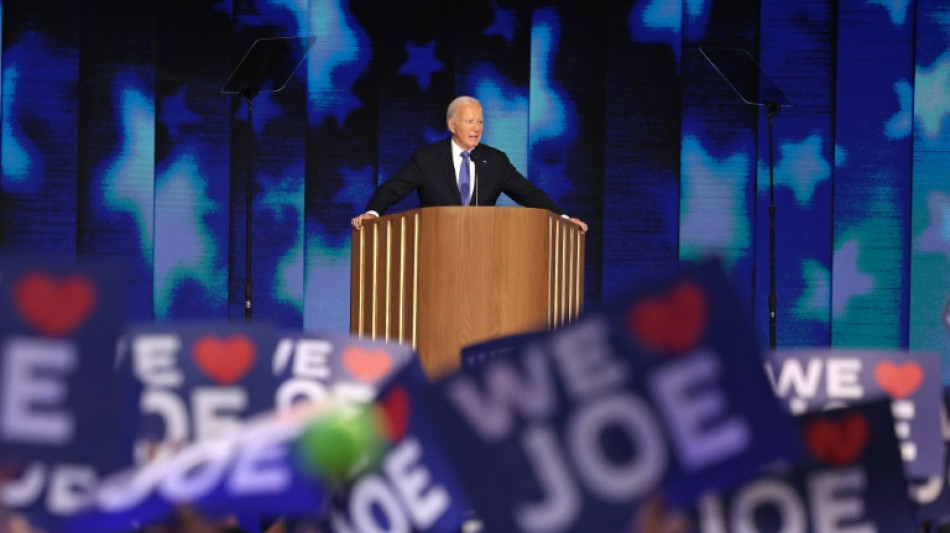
[695,400,917,532]
[116,323,414,461]
[0,256,133,531]
[66,407,331,533]
[317,360,472,533]
[765,348,943,480]
[430,260,803,532]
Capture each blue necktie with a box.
[459,151,471,206]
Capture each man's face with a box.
[448,103,483,151]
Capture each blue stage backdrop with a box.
[0,0,948,375]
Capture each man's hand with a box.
[569,217,588,234]
[634,495,690,533]
[351,213,379,230]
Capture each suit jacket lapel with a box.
[439,138,462,204]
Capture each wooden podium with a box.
[350,206,585,378]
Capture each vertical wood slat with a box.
[558,223,571,326]
[373,224,384,338]
[546,216,585,328]
[564,219,584,321]
[411,212,420,349]
[566,225,575,319]
[575,227,585,319]
[551,220,561,327]
[384,220,392,341]
[350,212,420,346]
[548,218,557,329]
[349,227,367,338]
[554,222,562,327]
[395,217,404,343]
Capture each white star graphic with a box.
[308,1,369,123]
[762,133,830,207]
[680,135,751,264]
[794,259,830,321]
[917,191,950,258]
[885,80,912,139]
[914,52,950,139]
[530,12,573,147]
[832,239,875,317]
[103,80,155,251]
[867,0,911,25]
[628,0,682,64]
[154,154,225,317]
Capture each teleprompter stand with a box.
[699,46,792,349]
[221,36,315,321]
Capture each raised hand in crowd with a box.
[634,495,691,533]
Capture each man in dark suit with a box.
[350,96,588,233]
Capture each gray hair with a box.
[446,96,481,122]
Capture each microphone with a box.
[470,147,479,206]
[471,147,486,164]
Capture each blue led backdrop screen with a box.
[0,0,948,377]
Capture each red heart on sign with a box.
[627,282,707,355]
[343,347,394,383]
[192,335,256,385]
[13,272,97,337]
[804,414,869,466]
[873,361,923,399]
[377,386,410,442]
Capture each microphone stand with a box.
[241,89,257,321]
[472,148,478,206]
[697,46,791,350]
[221,36,314,322]
[765,101,780,349]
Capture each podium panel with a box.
[350,207,584,378]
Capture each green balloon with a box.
[295,405,385,484]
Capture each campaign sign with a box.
[0,257,136,531]
[0,257,132,465]
[272,330,415,412]
[764,348,943,480]
[117,321,281,461]
[907,388,950,527]
[1,460,127,532]
[461,331,546,370]
[429,260,803,532]
[316,358,471,533]
[106,324,414,530]
[695,400,917,532]
[65,406,332,533]
[121,324,417,457]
